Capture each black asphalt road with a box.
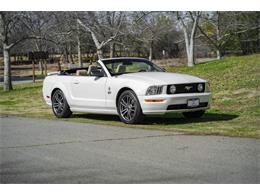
[0,77,43,85]
[0,116,259,183]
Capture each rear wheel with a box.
[117,90,144,124]
[51,89,72,118]
[182,110,205,119]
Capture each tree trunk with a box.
[68,43,74,64]
[187,53,194,67]
[76,22,82,67]
[34,41,43,72]
[179,12,200,67]
[216,49,221,59]
[39,60,44,75]
[97,49,104,59]
[216,12,222,60]
[149,41,153,61]
[77,37,82,67]
[183,28,194,67]
[64,46,69,64]
[3,43,13,91]
[110,42,115,58]
[188,36,195,67]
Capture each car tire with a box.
[182,110,205,119]
[51,89,72,118]
[117,90,144,124]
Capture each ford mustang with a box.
[43,57,211,124]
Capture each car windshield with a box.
[101,58,165,76]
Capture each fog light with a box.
[197,83,204,92]
[169,85,176,94]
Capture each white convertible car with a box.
[43,57,211,124]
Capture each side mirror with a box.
[90,70,105,77]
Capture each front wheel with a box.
[117,90,144,124]
[182,110,205,119]
[51,89,72,118]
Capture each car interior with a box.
[60,64,105,76]
[59,60,155,77]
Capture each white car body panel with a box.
[43,58,211,116]
[68,76,107,109]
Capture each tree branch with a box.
[7,36,57,50]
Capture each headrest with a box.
[76,70,88,76]
[87,65,99,75]
[116,65,126,73]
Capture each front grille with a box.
[167,102,208,110]
[167,83,205,94]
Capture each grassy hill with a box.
[166,54,260,137]
[1,54,259,138]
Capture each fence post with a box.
[44,60,47,76]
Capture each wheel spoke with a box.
[53,102,59,108]
[127,111,132,120]
[130,107,136,112]
[59,106,64,112]
[121,109,128,115]
[127,95,131,104]
[120,100,127,107]
[54,94,59,102]
[59,95,64,101]
[60,103,64,109]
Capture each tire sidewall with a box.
[51,89,71,118]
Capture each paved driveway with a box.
[0,116,259,183]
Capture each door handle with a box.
[73,81,79,84]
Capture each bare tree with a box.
[177,11,201,67]
[22,12,57,73]
[0,12,34,91]
[197,12,227,59]
[198,12,260,59]
[132,12,172,61]
[52,12,78,65]
[0,12,59,91]
[77,11,125,59]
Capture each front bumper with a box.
[138,92,211,115]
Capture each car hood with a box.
[117,72,206,85]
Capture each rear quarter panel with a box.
[42,75,72,106]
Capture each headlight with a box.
[146,85,163,95]
[197,83,204,92]
[205,82,210,92]
[169,85,176,94]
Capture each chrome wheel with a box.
[119,93,137,122]
[52,90,65,115]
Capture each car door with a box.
[69,70,107,110]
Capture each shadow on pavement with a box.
[72,112,239,125]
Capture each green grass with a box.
[1,54,260,138]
